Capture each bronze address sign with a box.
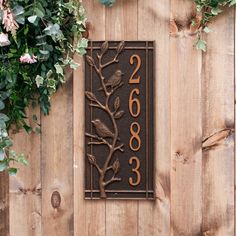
[85,41,155,199]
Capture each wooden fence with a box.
[0,0,234,235]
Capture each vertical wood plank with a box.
[10,109,41,236]
[73,54,86,236]
[74,1,106,236]
[202,8,235,236]
[0,172,9,236]
[170,1,202,235]
[235,7,236,236]
[105,1,138,236]
[41,73,74,235]
[138,1,171,235]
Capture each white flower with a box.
[0,32,10,47]
[20,53,37,64]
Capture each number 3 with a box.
[129,156,141,186]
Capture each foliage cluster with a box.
[194,0,236,51]
[99,0,236,51]
[0,0,87,174]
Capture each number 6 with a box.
[129,88,141,118]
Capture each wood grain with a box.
[41,73,74,235]
[235,7,236,236]
[73,60,108,236]
[170,1,202,235]
[202,7,234,236]
[74,1,106,235]
[10,108,41,236]
[0,172,9,236]
[73,53,86,236]
[5,1,236,235]
[138,0,171,235]
[105,1,138,236]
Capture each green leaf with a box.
[8,168,17,176]
[35,127,41,134]
[46,70,54,79]
[28,15,38,24]
[47,79,56,88]
[24,26,29,35]
[35,8,44,18]
[69,61,79,70]
[211,8,222,16]
[229,0,236,6]
[13,5,25,24]
[18,154,28,166]
[0,161,7,172]
[5,139,13,147]
[203,27,211,34]
[99,0,116,7]
[80,38,88,48]
[32,114,37,121]
[39,50,50,55]
[0,113,9,122]
[0,92,9,101]
[35,75,44,88]
[43,23,64,41]
[196,39,207,52]
[54,63,64,76]
[9,150,16,158]
[41,64,47,72]
[76,38,88,55]
[23,124,32,134]
[0,100,5,110]
[0,150,5,161]
[0,120,6,129]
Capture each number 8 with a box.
[129,122,141,152]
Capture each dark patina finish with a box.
[84,41,155,200]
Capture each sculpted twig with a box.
[85,133,111,148]
[104,176,121,187]
[85,41,125,198]
[114,144,124,152]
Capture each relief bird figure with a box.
[99,70,124,91]
[92,119,114,138]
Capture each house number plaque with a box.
[85,41,155,199]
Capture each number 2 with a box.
[129,54,141,84]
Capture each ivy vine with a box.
[0,0,87,174]
[194,0,236,51]
[99,0,236,51]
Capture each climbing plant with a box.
[0,0,87,174]
[99,0,236,51]
[194,0,236,51]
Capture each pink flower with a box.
[0,33,10,47]
[20,53,37,64]
[2,8,19,35]
[0,0,4,10]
